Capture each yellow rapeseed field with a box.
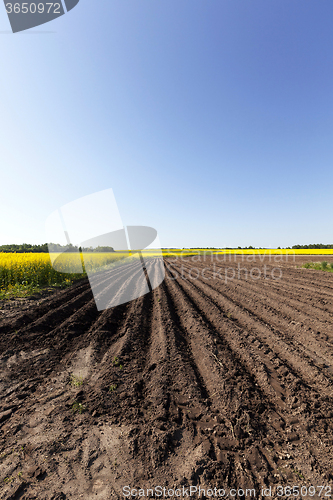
[0,253,78,297]
[0,253,114,297]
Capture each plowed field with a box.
[1,255,333,500]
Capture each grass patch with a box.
[302,261,333,272]
[0,279,76,300]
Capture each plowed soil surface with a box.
[1,255,333,500]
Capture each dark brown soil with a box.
[1,255,333,499]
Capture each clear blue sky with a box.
[1,0,333,248]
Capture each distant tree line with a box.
[0,243,49,253]
[0,243,115,253]
[291,244,333,249]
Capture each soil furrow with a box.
[170,260,333,385]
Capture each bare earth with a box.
[1,255,333,499]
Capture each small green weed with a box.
[113,356,123,369]
[293,468,304,480]
[113,356,121,367]
[3,476,15,484]
[70,374,83,387]
[72,401,86,414]
[109,384,117,392]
